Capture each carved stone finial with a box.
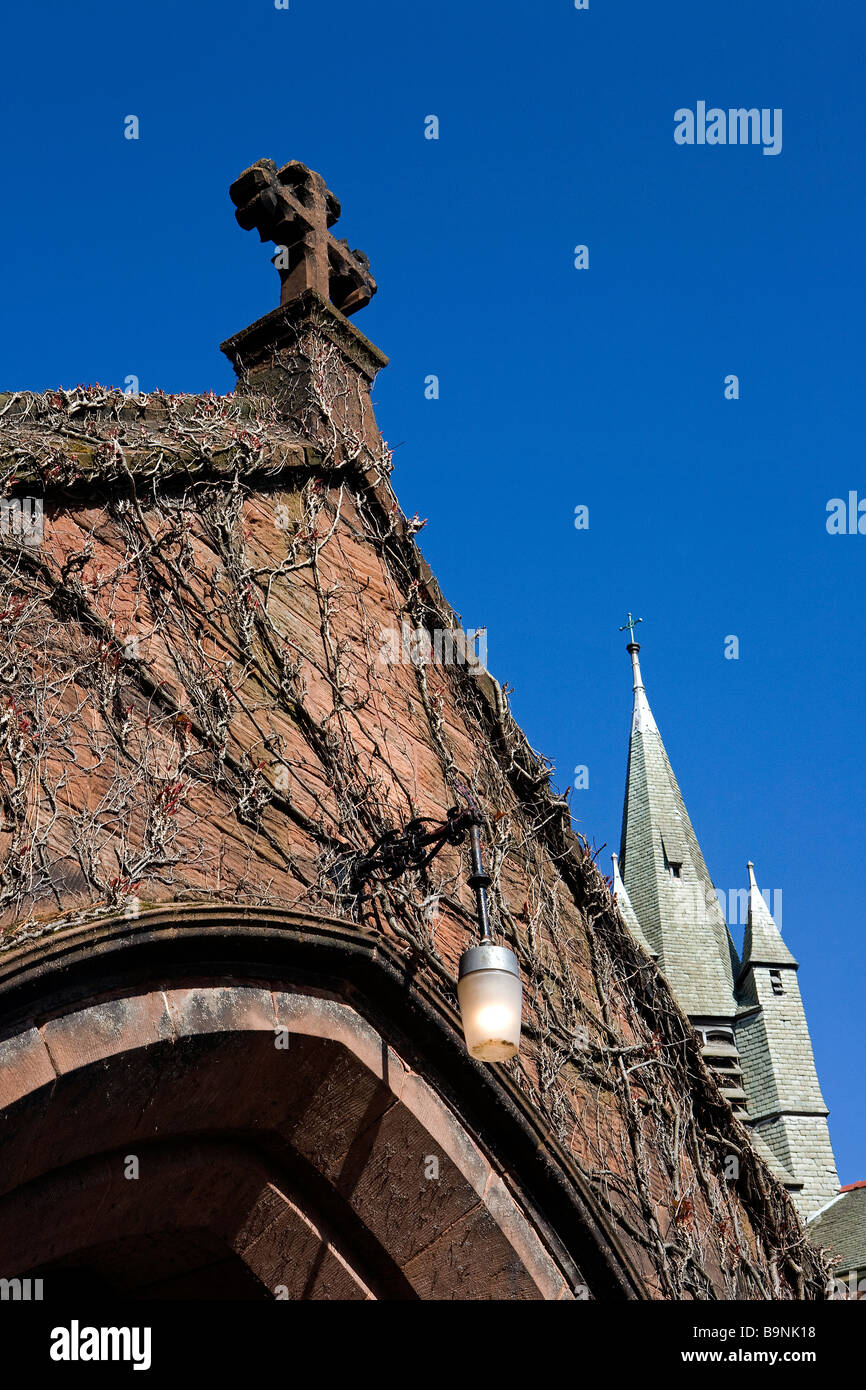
[228,159,377,317]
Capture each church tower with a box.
[615,622,839,1215]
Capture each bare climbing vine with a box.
[0,379,830,1300]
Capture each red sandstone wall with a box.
[0,388,827,1299]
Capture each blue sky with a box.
[2,0,863,1182]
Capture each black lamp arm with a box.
[351,807,496,946]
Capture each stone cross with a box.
[619,612,643,644]
[228,159,377,317]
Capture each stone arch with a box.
[0,907,642,1300]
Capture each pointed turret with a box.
[619,636,740,1018]
[611,853,658,959]
[742,861,797,969]
[736,861,839,1216]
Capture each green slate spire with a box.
[618,633,741,1017]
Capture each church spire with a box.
[614,620,841,1217]
[618,621,740,1017]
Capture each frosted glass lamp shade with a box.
[457,944,522,1061]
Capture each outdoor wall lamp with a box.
[351,808,522,1062]
[457,821,522,1061]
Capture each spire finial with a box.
[619,612,643,647]
[620,614,647,695]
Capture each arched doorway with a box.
[0,907,642,1300]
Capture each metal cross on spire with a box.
[619,612,643,645]
[228,159,377,317]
